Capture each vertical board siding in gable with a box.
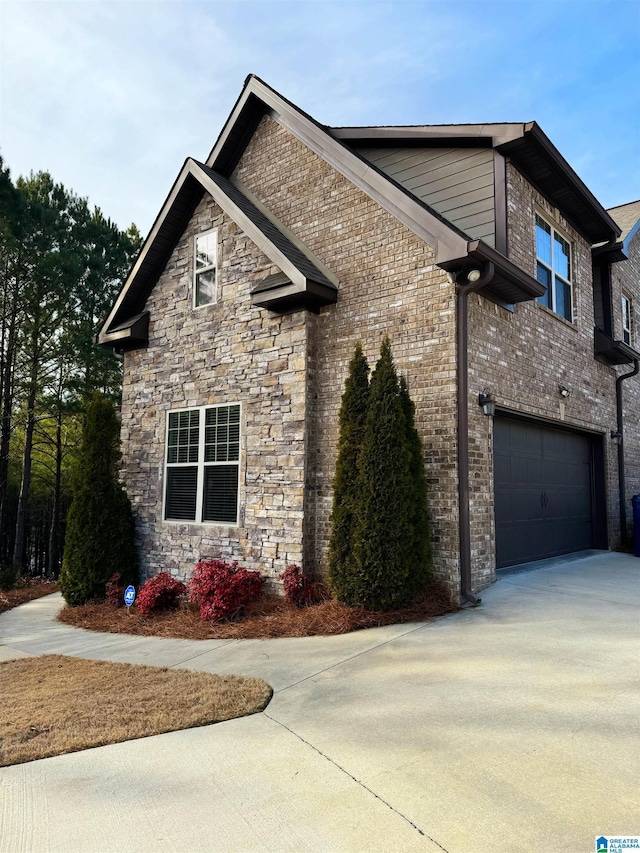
[358,147,496,246]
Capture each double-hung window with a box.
[622,294,632,345]
[535,214,573,322]
[194,229,217,307]
[164,404,240,525]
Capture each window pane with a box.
[554,234,570,280]
[536,263,551,307]
[167,411,199,464]
[202,465,239,524]
[195,232,216,270]
[622,295,631,344]
[205,405,241,463]
[165,467,198,520]
[557,278,572,321]
[196,271,216,306]
[536,216,552,265]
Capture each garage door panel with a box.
[495,518,549,565]
[544,518,592,555]
[495,452,543,487]
[494,418,595,568]
[547,489,591,520]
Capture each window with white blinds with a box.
[164,404,240,524]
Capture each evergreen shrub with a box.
[0,563,18,591]
[60,393,138,605]
[328,337,432,611]
[189,559,263,622]
[327,342,369,602]
[136,572,187,615]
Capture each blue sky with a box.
[1,0,639,236]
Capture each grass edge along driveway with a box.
[1,654,272,767]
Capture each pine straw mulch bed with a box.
[0,654,272,767]
[0,580,59,615]
[58,581,458,640]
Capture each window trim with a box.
[163,403,241,526]
[535,213,573,322]
[622,293,632,346]
[193,228,218,309]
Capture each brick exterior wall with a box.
[466,164,634,587]
[119,111,640,594]
[233,116,461,592]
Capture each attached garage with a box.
[493,416,606,568]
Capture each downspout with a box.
[456,262,495,606]
[616,358,639,542]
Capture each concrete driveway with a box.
[1,551,638,852]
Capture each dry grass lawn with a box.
[58,581,458,640]
[0,655,272,767]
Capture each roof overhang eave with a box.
[592,240,628,264]
[96,311,150,351]
[497,123,620,244]
[594,328,640,366]
[438,240,546,305]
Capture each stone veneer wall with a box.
[121,194,312,583]
[611,226,640,539]
[464,163,624,588]
[233,115,462,592]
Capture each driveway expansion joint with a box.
[273,621,434,695]
[263,711,451,852]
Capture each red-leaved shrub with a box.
[136,572,187,615]
[279,564,317,607]
[189,559,263,623]
[105,573,125,607]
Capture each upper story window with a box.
[164,404,240,525]
[622,293,632,345]
[194,229,217,307]
[535,214,572,322]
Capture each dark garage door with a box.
[494,417,595,568]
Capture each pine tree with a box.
[399,374,432,595]
[328,342,369,601]
[60,393,138,605]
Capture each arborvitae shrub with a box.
[351,337,415,610]
[60,393,138,605]
[399,375,432,596]
[328,338,431,611]
[188,559,264,622]
[328,342,370,602]
[136,572,187,615]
